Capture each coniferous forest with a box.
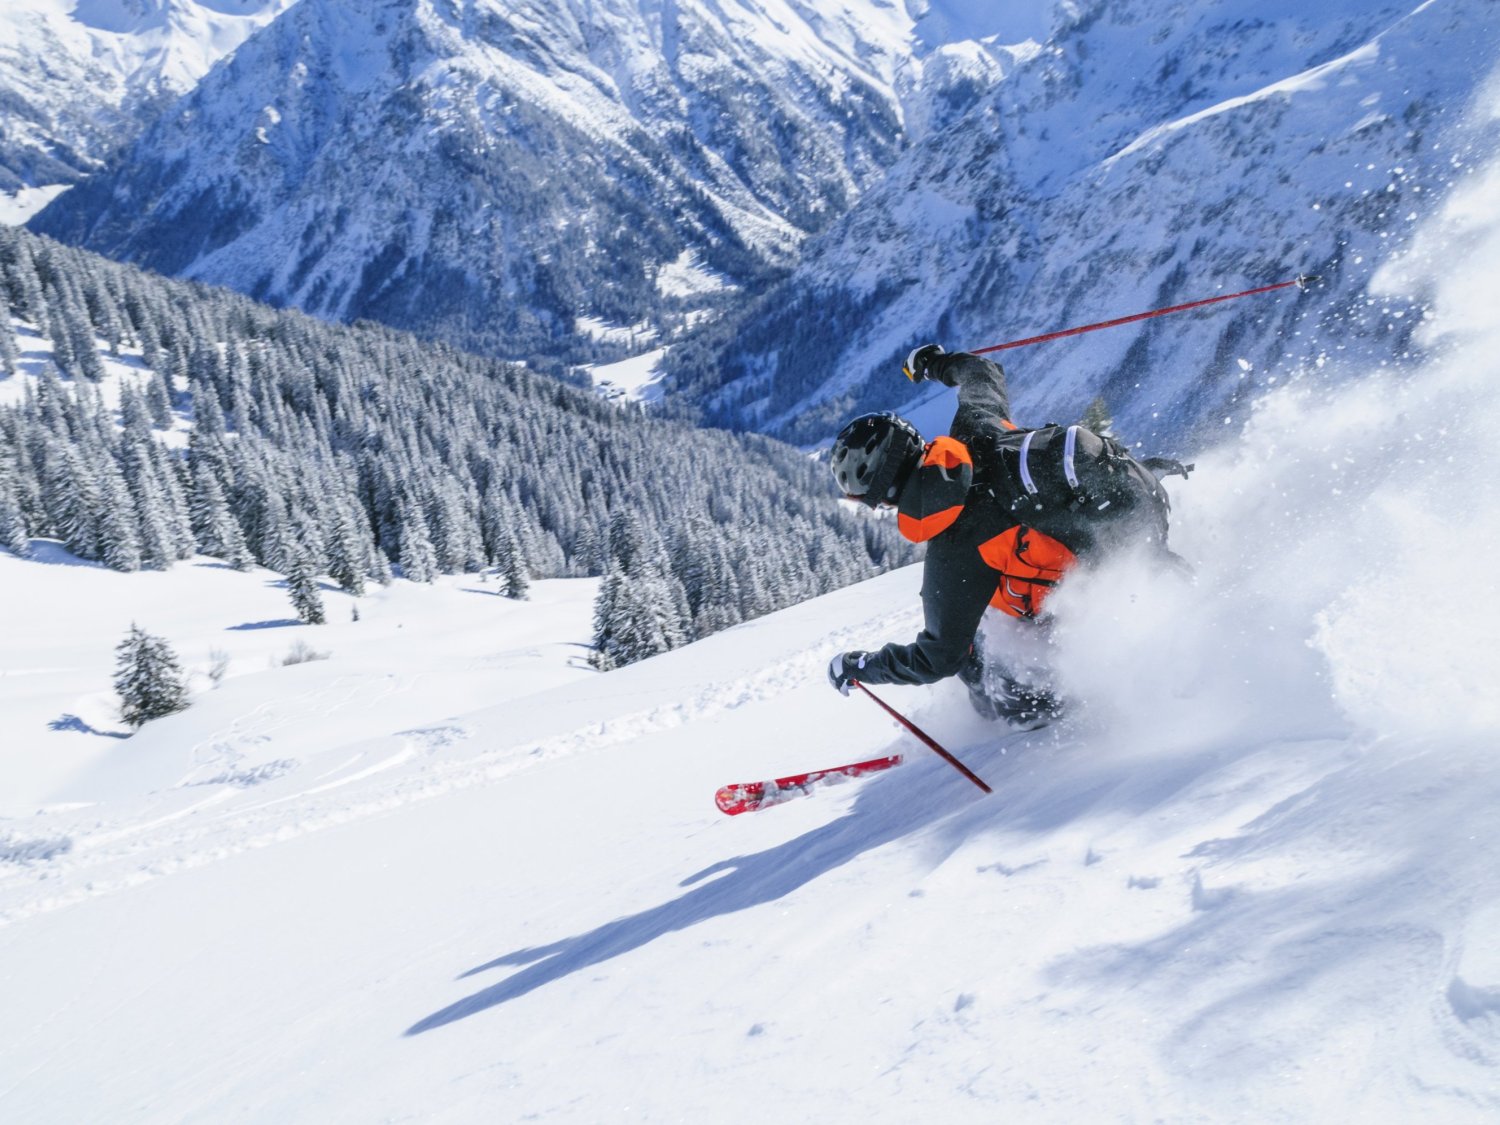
[0,227,915,667]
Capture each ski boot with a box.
[991,677,1065,730]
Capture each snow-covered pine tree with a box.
[44,304,76,377]
[43,440,99,560]
[398,499,437,583]
[606,510,653,573]
[189,460,252,568]
[123,443,177,569]
[114,624,190,728]
[286,553,327,625]
[497,531,529,600]
[96,457,144,572]
[2,231,48,324]
[325,502,367,596]
[253,487,296,574]
[0,468,28,557]
[59,277,105,382]
[590,560,688,670]
[590,566,626,670]
[0,310,19,377]
[119,384,152,439]
[190,377,228,438]
[145,370,174,429]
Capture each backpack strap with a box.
[1017,430,1040,496]
[1140,456,1195,480]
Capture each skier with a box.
[826,344,1182,726]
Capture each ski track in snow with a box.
[0,607,919,927]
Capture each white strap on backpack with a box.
[1063,425,1081,491]
[1018,431,1039,495]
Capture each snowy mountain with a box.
[2,132,1499,1119]
[0,0,296,201]
[27,0,1035,364]
[669,0,1500,448]
[2,172,1499,1118]
[3,5,1499,1117]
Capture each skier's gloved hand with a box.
[828,651,869,696]
[902,343,945,383]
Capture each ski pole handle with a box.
[854,682,992,794]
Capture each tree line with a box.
[0,227,915,668]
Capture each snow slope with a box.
[3,111,1500,1123]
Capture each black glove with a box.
[828,651,870,696]
[902,343,945,383]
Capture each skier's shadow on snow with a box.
[405,722,1248,1037]
[404,752,981,1036]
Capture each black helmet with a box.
[831,413,923,508]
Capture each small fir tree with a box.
[0,311,19,377]
[497,533,530,600]
[146,369,174,428]
[326,504,367,596]
[398,500,437,583]
[286,554,327,624]
[0,474,29,557]
[114,624,190,728]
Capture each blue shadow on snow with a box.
[49,713,130,739]
[403,749,989,1036]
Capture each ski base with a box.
[714,754,904,816]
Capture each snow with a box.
[1,315,194,446]
[0,550,598,815]
[574,315,659,348]
[655,249,731,299]
[0,184,70,225]
[2,9,1500,1124]
[909,0,1058,51]
[586,346,669,405]
[1104,38,1384,167]
[5,153,1500,1113]
[43,0,297,97]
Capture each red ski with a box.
[714,754,904,816]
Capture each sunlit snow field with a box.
[4,87,1500,1125]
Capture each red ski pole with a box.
[854,682,992,794]
[971,274,1318,355]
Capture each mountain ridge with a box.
[30,0,1025,365]
[0,0,295,194]
[664,0,1500,448]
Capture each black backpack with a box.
[983,424,1188,557]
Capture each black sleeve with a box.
[928,352,1012,445]
[851,530,996,687]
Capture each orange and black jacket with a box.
[853,351,1077,687]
